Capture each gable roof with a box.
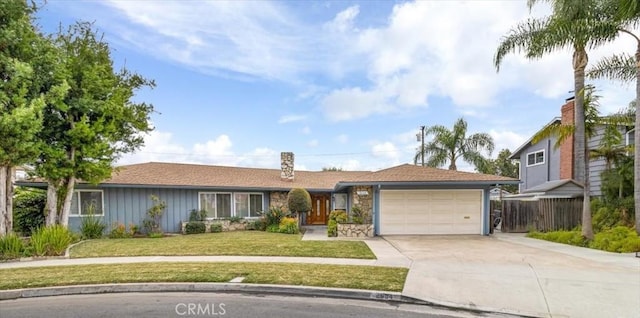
[509,117,561,160]
[100,162,369,191]
[19,162,520,191]
[335,164,518,189]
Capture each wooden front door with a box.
[308,194,330,225]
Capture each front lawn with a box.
[0,262,407,291]
[527,226,640,253]
[70,231,375,259]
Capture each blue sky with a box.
[36,0,636,171]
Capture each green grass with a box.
[70,231,375,259]
[527,226,640,253]
[0,262,407,291]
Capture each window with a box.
[627,129,635,147]
[199,193,231,218]
[526,150,544,166]
[70,190,103,216]
[199,192,262,218]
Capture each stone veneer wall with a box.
[280,152,294,181]
[181,220,247,234]
[269,191,289,213]
[337,224,374,238]
[350,185,373,223]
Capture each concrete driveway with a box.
[385,234,640,318]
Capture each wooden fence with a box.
[498,198,583,233]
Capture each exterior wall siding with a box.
[68,187,269,233]
[518,136,559,192]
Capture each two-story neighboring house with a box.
[509,97,635,197]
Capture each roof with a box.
[19,162,520,191]
[509,117,561,159]
[98,162,370,191]
[503,179,583,201]
[521,179,583,194]
[336,164,518,187]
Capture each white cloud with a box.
[102,0,314,81]
[320,87,391,121]
[488,130,528,157]
[336,134,349,144]
[371,141,400,162]
[278,114,307,124]
[119,131,281,168]
[324,5,359,33]
[307,139,319,147]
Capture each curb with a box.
[0,283,538,317]
[0,283,412,303]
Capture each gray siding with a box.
[69,187,269,233]
[518,136,560,192]
[588,125,628,197]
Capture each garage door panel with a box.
[380,190,482,235]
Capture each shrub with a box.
[128,223,139,236]
[527,230,588,247]
[0,233,25,260]
[109,222,130,239]
[287,188,311,217]
[13,188,46,235]
[189,209,208,222]
[264,206,288,227]
[210,223,223,233]
[185,222,206,234]
[143,195,166,236]
[351,205,370,224]
[590,226,640,253]
[329,210,348,223]
[80,211,106,239]
[278,217,299,234]
[327,220,337,237]
[228,216,243,223]
[266,224,280,233]
[252,218,266,231]
[30,225,73,256]
[327,210,348,237]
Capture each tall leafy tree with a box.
[36,22,155,227]
[494,0,620,239]
[0,1,64,235]
[586,0,640,235]
[476,149,519,193]
[414,117,494,171]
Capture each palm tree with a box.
[414,117,494,171]
[586,0,640,235]
[494,0,620,239]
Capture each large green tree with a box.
[586,0,640,235]
[0,0,64,235]
[414,117,494,171]
[494,0,620,239]
[476,149,519,193]
[36,22,155,227]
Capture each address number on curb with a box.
[372,293,394,300]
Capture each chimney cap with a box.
[565,96,575,102]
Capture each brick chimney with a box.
[280,152,294,181]
[559,97,574,180]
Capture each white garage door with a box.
[379,190,483,235]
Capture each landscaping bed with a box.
[70,231,376,259]
[527,226,640,253]
[0,262,407,292]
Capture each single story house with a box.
[19,152,518,236]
